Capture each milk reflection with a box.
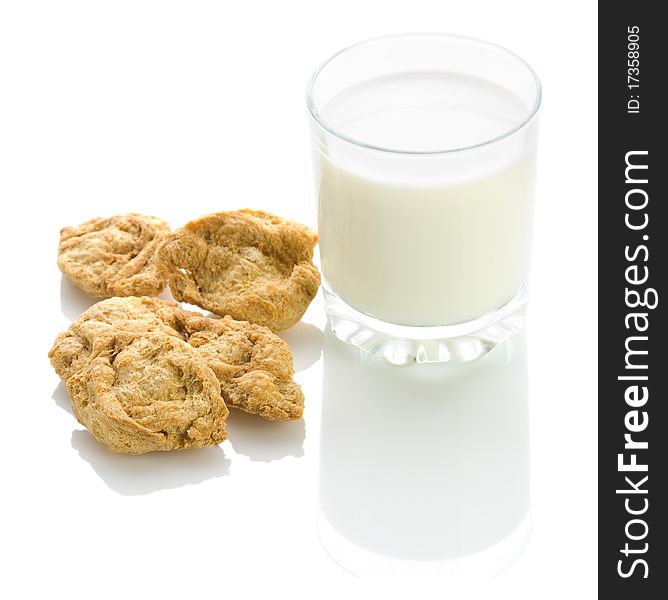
[317,328,530,577]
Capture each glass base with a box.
[317,509,532,577]
[322,281,528,365]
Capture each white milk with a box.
[315,72,537,327]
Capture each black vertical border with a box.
[599,2,665,596]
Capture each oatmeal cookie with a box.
[57,213,170,298]
[178,313,304,420]
[66,332,228,454]
[156,209,320,331]
[48,296,187,381]
[49,296,305,421]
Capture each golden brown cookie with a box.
[179,313,304,420]
[48,296,187,381]
[58,213,170,298]
[156,209,320,331]
[49,296,305,421]
[67,332,228,454]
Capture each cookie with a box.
[179,313,304,420]
[49,296,305,421]
[48,296,186,381]
[66,332,228,454]
[57,213,170,298]
[156,209,320,331]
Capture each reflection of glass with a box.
[307,34,541,364]
[317,329,530,576]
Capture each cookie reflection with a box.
[318,329,530,576]
[71,429,230,496]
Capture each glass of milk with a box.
[307,34,541,364]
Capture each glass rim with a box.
[306,32,542,156]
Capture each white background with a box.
[0,1,597,598]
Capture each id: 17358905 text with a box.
[627,26,640,114]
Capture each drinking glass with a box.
[307,33,541,364]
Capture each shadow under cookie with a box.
[278,321,323,372]
[51,381,73,415]
[225,409,305,462]
[70,429,231,495]
[60,275,97,320]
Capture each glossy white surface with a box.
[318,329,530,575]
[0,1,596,598]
